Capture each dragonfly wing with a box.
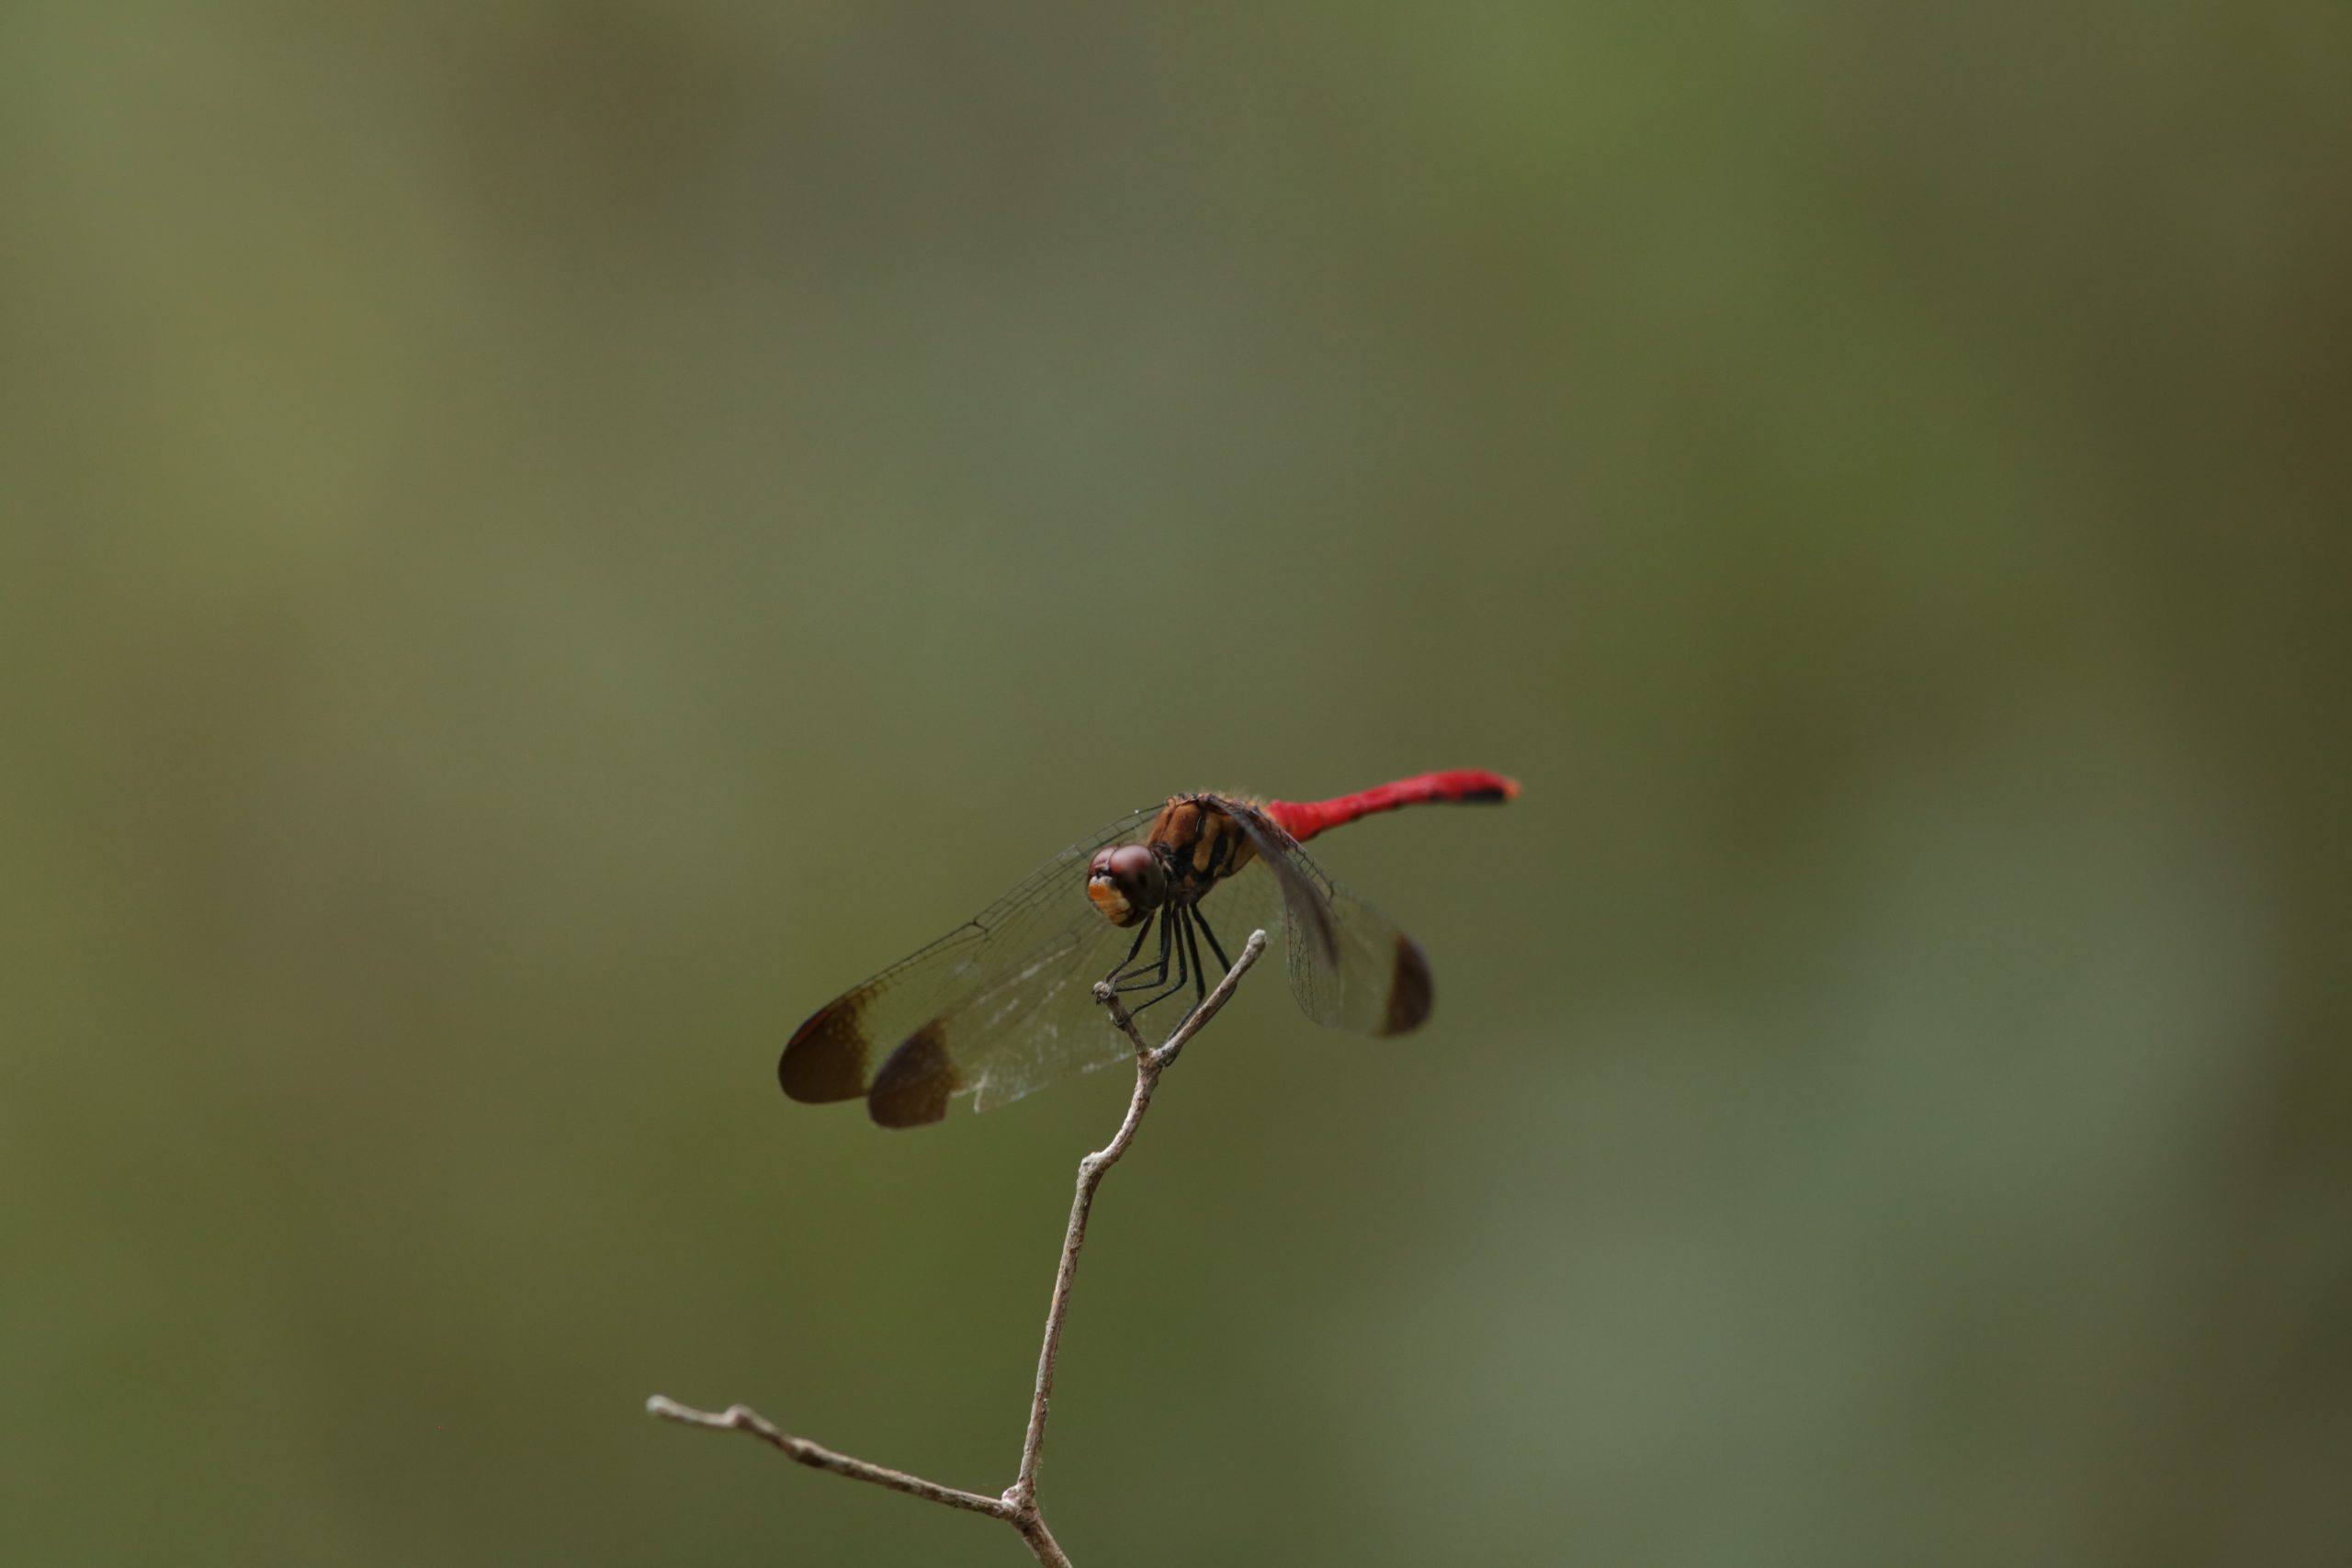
[780,804,1160,1122]
[1205,802,1434,1038]
[1281,875,1432,1035]
[905,907,1149,1120]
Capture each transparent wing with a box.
[779,804,1160,1123]
[1203,801,1435,1038]
[942,908,1155,1115]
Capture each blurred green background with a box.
[4,4,2347,1564]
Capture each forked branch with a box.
[650,928,1272,1567]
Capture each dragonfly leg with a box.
[1113,909,1173,993]
[1180,906,1208,1010]
[1193,905,1234,977]
[1129,908,1193,1020]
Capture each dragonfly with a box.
[778,770,1519,1127]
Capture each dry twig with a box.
[650,927,1272,1566]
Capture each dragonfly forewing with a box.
[779,804,1160,1123]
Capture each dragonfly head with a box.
[1086,842,1166,927]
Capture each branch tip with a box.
[655,923,1271,1568]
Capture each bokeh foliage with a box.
[3,4,2346,1563]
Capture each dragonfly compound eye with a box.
[1086,843,1165,927]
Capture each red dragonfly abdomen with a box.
[1262,770,1520,843]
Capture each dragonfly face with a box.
[1082,844,1161,926]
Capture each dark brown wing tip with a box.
[1379,934,1434,1035]
[778,998,872,1103]
[867,1022,960,1128]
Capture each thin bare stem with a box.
[1011,928,1269,1505]
[650,927,1271,1568]
[644,1397,1008,1516]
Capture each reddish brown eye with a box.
[1086,843,1165,926]
[1103,844,1161,897]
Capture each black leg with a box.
[1114,910,1174,993]
[1130,908,1193,1019]
[1105,916,1154,984]
[1193,905,1234,977]
[1182,906,1207,1007]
